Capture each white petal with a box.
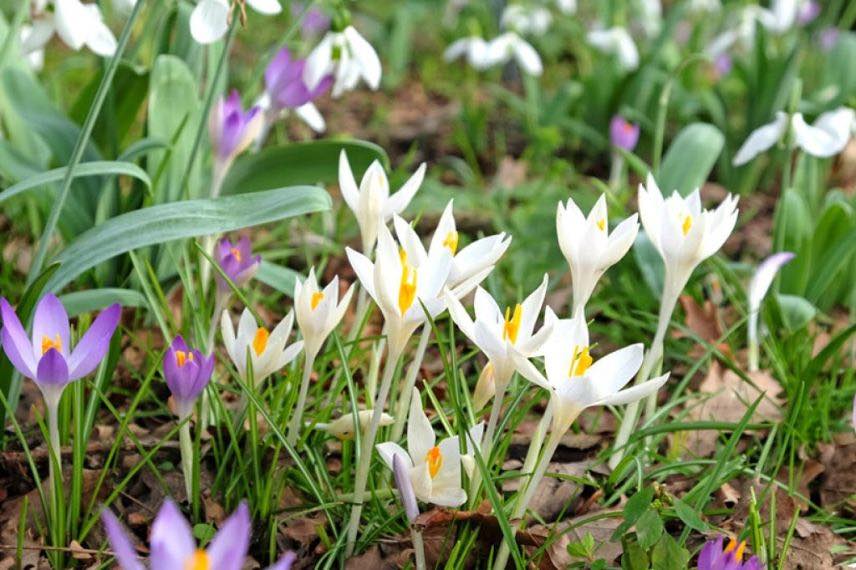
[344,26,381,90]
[53,0,89,50]
[246,0,281,15]
[748,252,795,313]
[793,108,854,158]
[407,392,435,464]
[304,33,335,90]
[294,103,326,133]
[586,344,644,396]
[511,35,543,76]
[733,112,789,166]
[338,151,360,213]
[594,372,670,407]
[190,0,230,44]
[384,163,426,217]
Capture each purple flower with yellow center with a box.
[610,115,640,151]
[0,294,120,406]
[209,90,263,168]
[215,236,261,293]
[698,537,763,570]
[101,499,296,570]
[163,336,214,419]
[264,48,333,112]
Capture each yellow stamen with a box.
[398,262,418,316]
[41,334,62,355]
[724,539,746,562]
[185,549,210,570]
[442,231,459,254]
[682,215,693,236]
[426,446,443,479]
[311,291,325,310]
[230,247,242,262]
[175,350,194,368]
[252,327,269,356]
[502,304,522,345]
[398,247,408,265]
[596,218,606,231]
[569,345,593,377]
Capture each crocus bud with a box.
[216,236,261,293]
[393,453,420,522]
[209,90,263,168]
[610,116,640,151]
[163,336,214,419]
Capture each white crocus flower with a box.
[587,27,639,71]
[220,308,303,386]
[339,151,426,254]
[638,174,739,299]
[733,108,856,166]
[24,0,117,59]
[747,252,794,371]
[444,36,493,70]
[501,5,552,35]
[557,194,639,316]
[294,268,355,360]
[376,392,467,507]
[316,410,394,440]
[346,225,452,357]
[304,26,382,98]
[190,0,282,44]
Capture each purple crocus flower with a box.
[0,294,120,405]
[698,537,763,570]
[264,48,333,112]
[797,1,820,25]
[819,27,840,51]
[163,336,214,419]
[215,236,261,293]
[209,90,263,166]
[292,3,330,38]
[610,115,641,151]
[102,500,295,570]
[713,53,733,78]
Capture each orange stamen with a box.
[502,304,522,344]
[175,350,194,368]
[252,327,269,356]
[311,291,325,310]
[426,446,443,478]
[185,549,210,570]
[41,334,62,355]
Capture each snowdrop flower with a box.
[19,22,52,70]
[316,410,394,440]
[190,0,282,45]
[209,91,263,176]
[163,336,214,420]
[339,150,426,254]
[633,0,662,38]
[304,26,381,98]
[220,309,303,387]
[485,32,543,76]
[215,236,261,295]
[753,0,817,33]
[102,500,296,570]
[587,27,639,71]
[501,4,552,35]
[377,392,467,507]
[733,108,856,166]
[610,116,641,151]
[747,252,794,371]
[557,195,639,315]
[23,0,117,59]
[294,268,355,360]
[444,36,493,70]
[394,201,511,295]
[556,0,576,13]
[638,174,739,297]
[687,0,720,14]
[697,537,762,570]
[347,225,452,357]
[445,275,552,389]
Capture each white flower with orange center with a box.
[557,194,638,315]
[220,308,303,387]
[376,391,467,507]
[293,267,355,359]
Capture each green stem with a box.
[411,527,427,570]
[287,350,317,446]
[389,324,431,442]
[179,420,194,501]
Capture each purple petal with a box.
[101,509,145,570]
[150,500,195,568]
[0,298,37,378]
[265,48,295,91]
[697,537,722,570]
[610,115,640,151]
[36,348,70,388]
[392,453,419,522]
[206,501,251,570]
[32,294,70,359]
[66,304,121,380]
[267,552,297,570]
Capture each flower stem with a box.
[609,151,624,190]
[748,309,760,372]
[519,404,551,493]
[344,341,403,557]
[390,324,431,442]
[287,350,317,446]
[47,397,61,517]
[179,420,194,502]
[200,161,230,292]
[411,527,427,570]
[468,377,509,504]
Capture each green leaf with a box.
[775,294,816,331]
[670,497,708,533]
[59,288,149,317]
[0,161,150,204]
[612,486,655,540]
[256,260,301,297]
[657,123,724,196]
[221,140,389,195]
[620,539,650,570]
[651,534,689,570]
[45,185,331,292]
[633,232,665,297]
[636,509,664,550]
[822,31,856,103]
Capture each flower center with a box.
[568,345,593,377]
[502,304,522,345]
[596,218,606,231]
[41,334,62,355]
[442,231,459,254]
[252,327,269,356]
[397,252,418,316]
[230,247,242,262]
[175,350,194,368]
[185,549,210,570]
[682,215,693,236]
[311,291,325,310]
[724,539,746,562]
[426,446,443,479]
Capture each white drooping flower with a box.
[346,225,452,356]
[445,275,552,389]
[444,36,493,70]
[394,201,511,295]
[637,174,739,296]
[376,392,467,507]
[304,26,382,98]
[633,0,662,38]
[220,308,303,386]
[339,151,426,254]
[556,194,639,315]
[23,0,117,60]
[733,108,856,166]
[293,268,355,359]
[514,312,670,435]
[316,410,394,440]
[501,4,552,35]
[556,0,576,13]
[586,27,639,71]
[445,33,543,76]
[190,0,282,44]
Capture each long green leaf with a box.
[0,161,150,204]
[256,260,301,297]
[46,186,331,292]
[657,123,724,196]
[59,288,149,317]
